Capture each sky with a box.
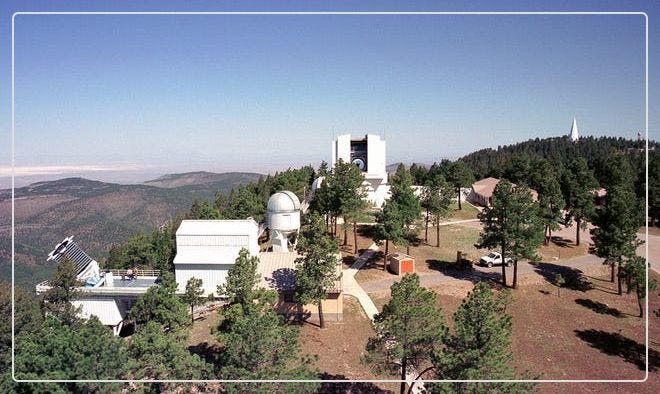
[0,0,658,186]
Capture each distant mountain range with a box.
[0,171,262,289]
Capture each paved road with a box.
[359,234,658,294]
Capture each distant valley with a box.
[0,171,262,289]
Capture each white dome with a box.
[267,191,301,213]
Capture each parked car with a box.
[479,252,513,267]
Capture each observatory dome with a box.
[267,191,301,213]
[267,191,301,234]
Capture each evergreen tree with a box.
[560,158,598,246]
[129,271,189,331]
[327,159,367,245]
[40,258,82,325]
[183,277,205,324]
[445,160,475,210]
[591,185,643,294]
[363,274,447,394]
[15,316,129,393]
[189,199,222,219]
[421,171,454,247]
[224,185,266,221]
[528,159,565,245]
[295,214,341,329]
[1,283,42,393]
[477,180,544,288]
[623,256,657,317]
[389,164,422,254]
[218,293,319,393]
[374,201,406,270]
[217,248,263,309]
[429,282,534,393]
[128,320,212,392]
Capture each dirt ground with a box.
[298,297,399,393]
[365,269,660,393]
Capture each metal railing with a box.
[106,269,161,277]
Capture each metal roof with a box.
[176,219,259,236]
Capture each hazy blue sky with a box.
[0,1,658,185]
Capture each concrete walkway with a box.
[342,243,380,320]
[342,243,425,394]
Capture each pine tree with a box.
[129,271,189,331]
[476,180,544,288]
[591,185,643,294]
[374,201,406,270]
[15,316,129,393]
[40,258,82,325]
[363,274,447,394]
[445,160,475,210]
[128,320,212,391]
[430,282,534,393]
[623,256,657,317]
[218,293,319,393]
[217,248,262,310]
[224,185,266,221]
[528,158,565,245]
[295,214,341,329]
[183,277,205,324]
[327,160,367,246]
[421,171,454,247]
[561,158,598,246]
[389,164,422,254]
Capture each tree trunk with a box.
[610,260,615,283]
[191,305,194,324]
[617,262,623,296]
[576,218,581,246]
[384,240,389,271]
[501,243,507,287]
[406,245,410,254]
[513,260,518,289]
[318,301,325,329]
[436,217,440,247]
[548,227,552,245]
[325,214,329,231]
[333,216,337,237]
[400,356,407,394]
[424,207,430,243]
[457,188,462,210]
[637,287,644,318]
[343,221,348,246]
[353,222,358,254]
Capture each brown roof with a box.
[471,177,538,201]
[257,252,342,293]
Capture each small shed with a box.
[388,253,415,275]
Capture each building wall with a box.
[175,263,233,295]
[274,292,343,321]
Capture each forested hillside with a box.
[459,136,655,201]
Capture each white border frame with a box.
[10,11,650,385]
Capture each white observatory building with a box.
[331,134,389,208]
[173,219,260,295]
[267,191,301,252]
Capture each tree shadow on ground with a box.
[575,329,660,372]
[318,373,393,393]
[575,298,625,318]
[188,341,223,366]
[426,259,502,285]
[532,262,593,292]
[357,224,378,239]
[549,235,573,247]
